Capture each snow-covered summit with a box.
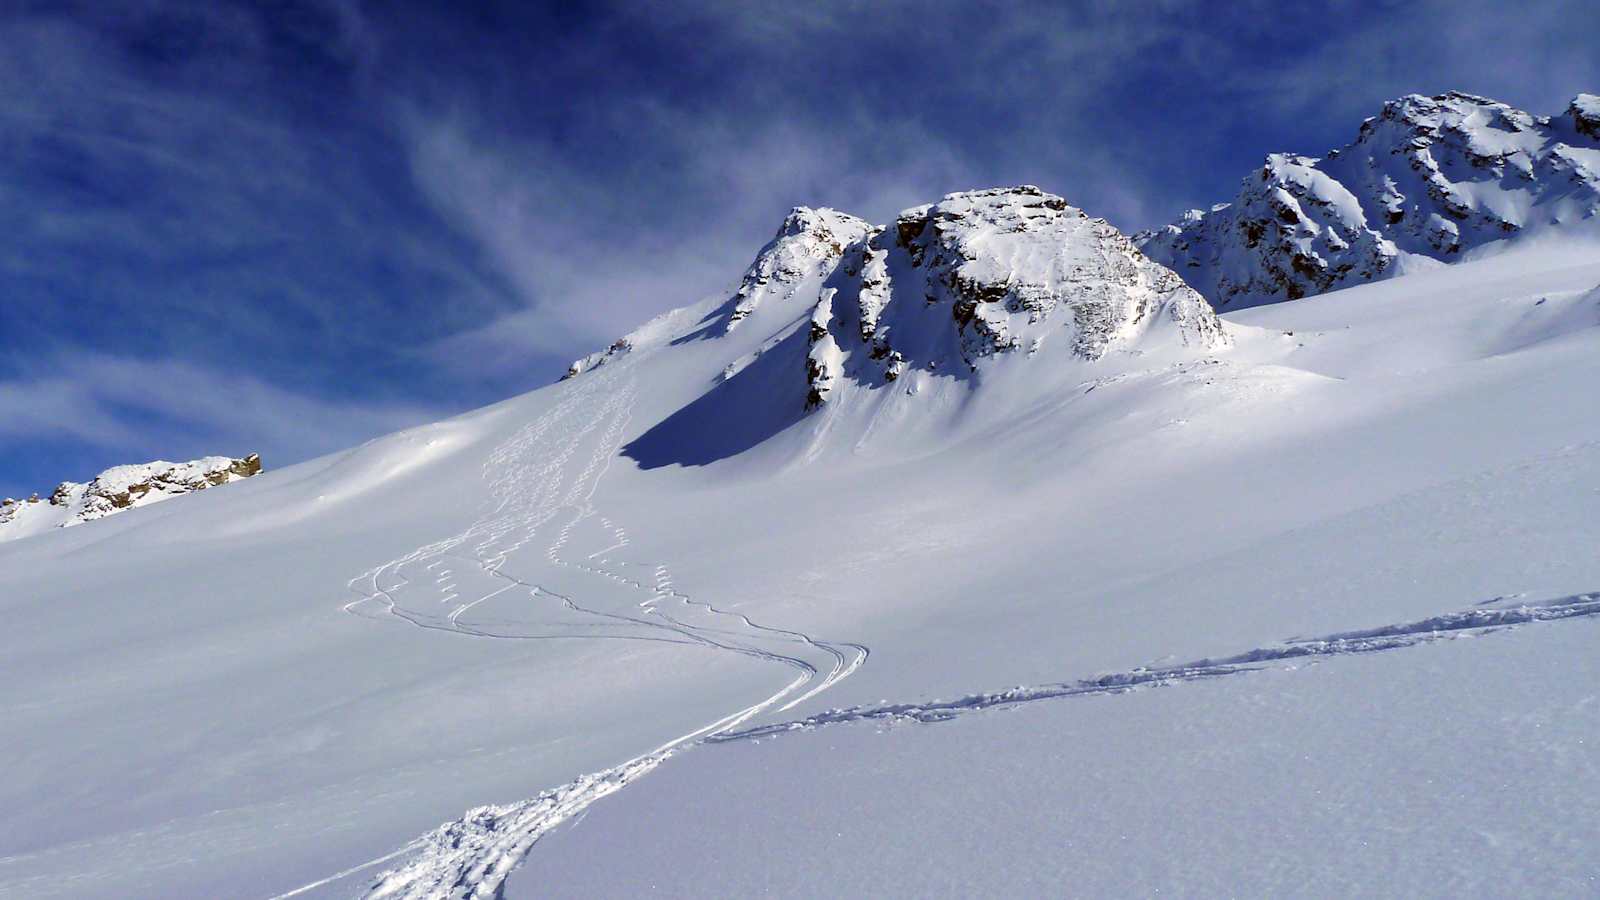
[0,453,262,543]
[570,185,1227,430]
[1138,91,1600,308]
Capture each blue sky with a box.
[2,0,1597,497]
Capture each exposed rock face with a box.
[0,454,262,542]
[1138,91,1600,308]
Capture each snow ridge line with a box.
[712,592,1600,742]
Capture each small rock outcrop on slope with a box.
[1137,91,1600,308]
[0,454,262,542]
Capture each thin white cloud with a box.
[0,354,439,476]
[404,103,977,376]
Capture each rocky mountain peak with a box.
[1138,91,1600,309]
[567,186,1229,428]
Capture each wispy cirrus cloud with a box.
[3,0,1596,497]
[402,103,975,377]
[0,353,438,497]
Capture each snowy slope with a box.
[1,186,1598,899]
[525,609,1600,898]
[0,454,261,543]
[1138,91,1600,308]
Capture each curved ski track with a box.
[714,590,1600,741]
[278,367,865,900]
[277,364,1600,900]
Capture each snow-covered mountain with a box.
[0,453,261,542]
[577,187,1226,397]
[2,171,1599,900]
[1137,91,1600,308]
[563,187,1228,471]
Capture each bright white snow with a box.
[0,189,1597,899]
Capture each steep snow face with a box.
[1139,92,1600,308]
[563,207,870,382]
[0,454,261,543]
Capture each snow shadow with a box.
[623,329,808,468]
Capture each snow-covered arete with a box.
[1139,91,1600,308]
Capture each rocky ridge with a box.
[1138,91,1600,308]
[0,454,262,542]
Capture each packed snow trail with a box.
[284,366,865,900]
[714,591,1600,741]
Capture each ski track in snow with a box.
[277,366,866,900]
[713,591,1600,742]
[278,365,1600,900]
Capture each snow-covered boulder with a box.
[1139,91,1600,308]
[0,454,262,542]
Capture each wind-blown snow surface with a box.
[1,202,1598,897]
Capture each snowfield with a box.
[1,186,1598,898]
[524,609,1600,898]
